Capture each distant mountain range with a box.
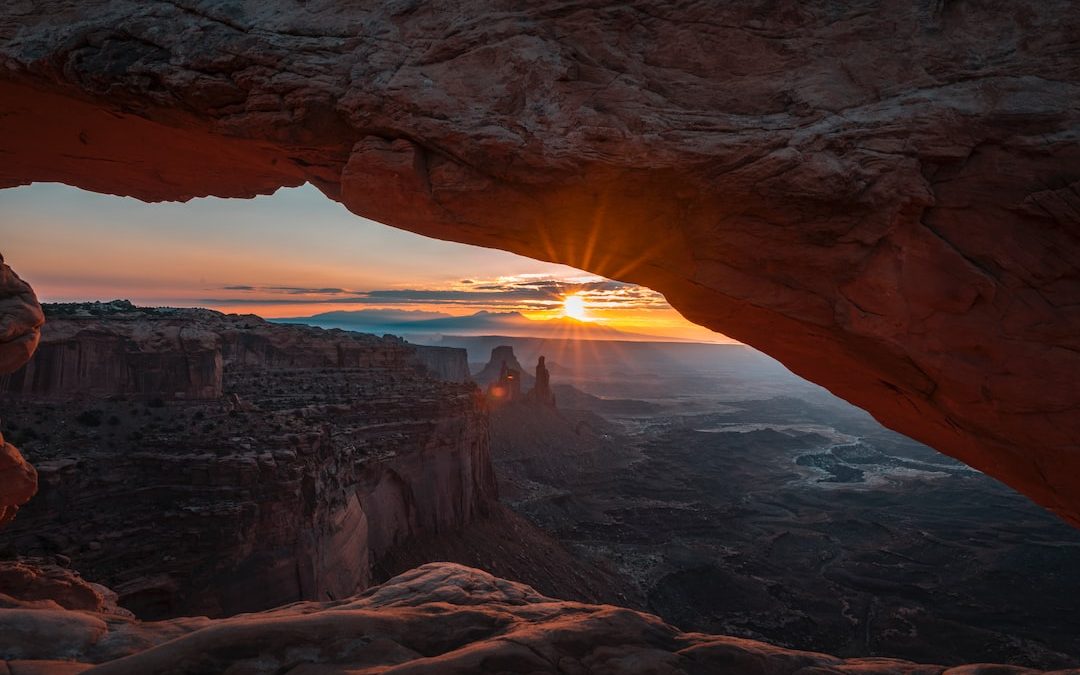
[273,309,694,342]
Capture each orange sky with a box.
[0,182,733,343]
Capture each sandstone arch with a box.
[1,1,1078,525]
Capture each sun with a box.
[562,294,589,321]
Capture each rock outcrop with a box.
[0,301,471,399]
[0,441,37,527]
[0,255,43,377]
[0,303,495,618]
[409,344,472,383]
[487,360,523,404]
[1,2,1078,525]
[0,559,132,617]
[2,301,223,400]
[474,346,532,391]
[0,562,1067,675]
[479,347,558,407]
[528,356,556,407]
[0,255,43,526]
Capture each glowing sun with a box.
[562,294,589,321]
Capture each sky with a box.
[0,182,730,343]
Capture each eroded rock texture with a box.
[0,562,1071,675]
[0,302,495,618]
[0,255,43,526]
[0,2,1079,524]
[409,345,472,383]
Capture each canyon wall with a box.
[409,344,472,383]
[1,1,1077,525]
[0,301,471,398]
[0,303,494,618]
[0,302,223,400]
[6,336,222,400]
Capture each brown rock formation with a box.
[1,303,495,618]
[0,441,37,527]
[475,346,532,390]
[2,301,223,400]
[0,255,43,526]
[2,2,1078,526]
[408,344,472,383]
[488,360,523,404]
[0,559,131,617]
[0,562,1066,674]
[0,255,43,376]
[479,346,531,405]
[0,301,471,399]
[528,356,556,407]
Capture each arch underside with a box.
[1,1,1079,525]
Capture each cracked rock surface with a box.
[1,2,1079,525]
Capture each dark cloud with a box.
[205,276,669,311]
[222,285,353,295]
[367,287,559,301]
[267,286,350,295]
[197,294,560,308]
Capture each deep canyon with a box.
[1,292,1078,672]
[2,1,1080,673]
[478,341,1080,668]
[2,0,1079,526]
[1,300,493,618]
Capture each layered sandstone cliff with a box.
[409,344,472,383]
[2,301,223,400]
[475,346,534,391]
[0,302,494,618]
[1,1,1078,526]
[0,301,471,398]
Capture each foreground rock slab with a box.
[1,562,1072,675]
[1,2,1079,526]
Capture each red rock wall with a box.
[360,401,495,561]
[218,318,470,380]
[1,333,223,400]
[409,344,473,383]
[2,393,493,620]
[0,308,472,400]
